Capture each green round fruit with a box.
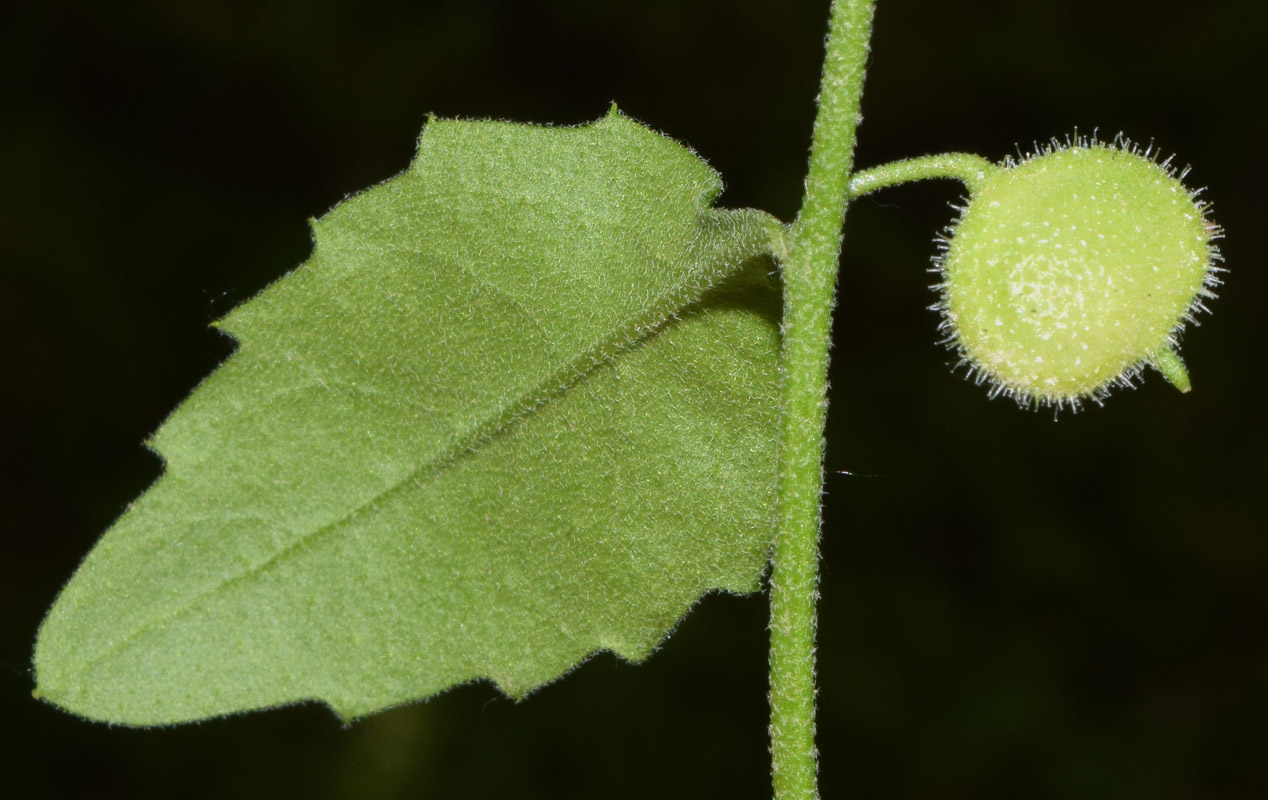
[935,137,1222,409]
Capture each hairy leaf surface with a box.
[35,110,782,725]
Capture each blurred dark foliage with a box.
[3,1,1265,797]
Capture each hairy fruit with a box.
[934,136,1223,410]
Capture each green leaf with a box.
[34,110,783,725]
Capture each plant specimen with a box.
[32,1,1222,798]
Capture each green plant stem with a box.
[848,153,998,198]
[769,1,874,799]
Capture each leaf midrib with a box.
[61,229,749,688]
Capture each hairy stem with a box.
[769,1,875,798]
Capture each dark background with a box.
[4,0,1265,797]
